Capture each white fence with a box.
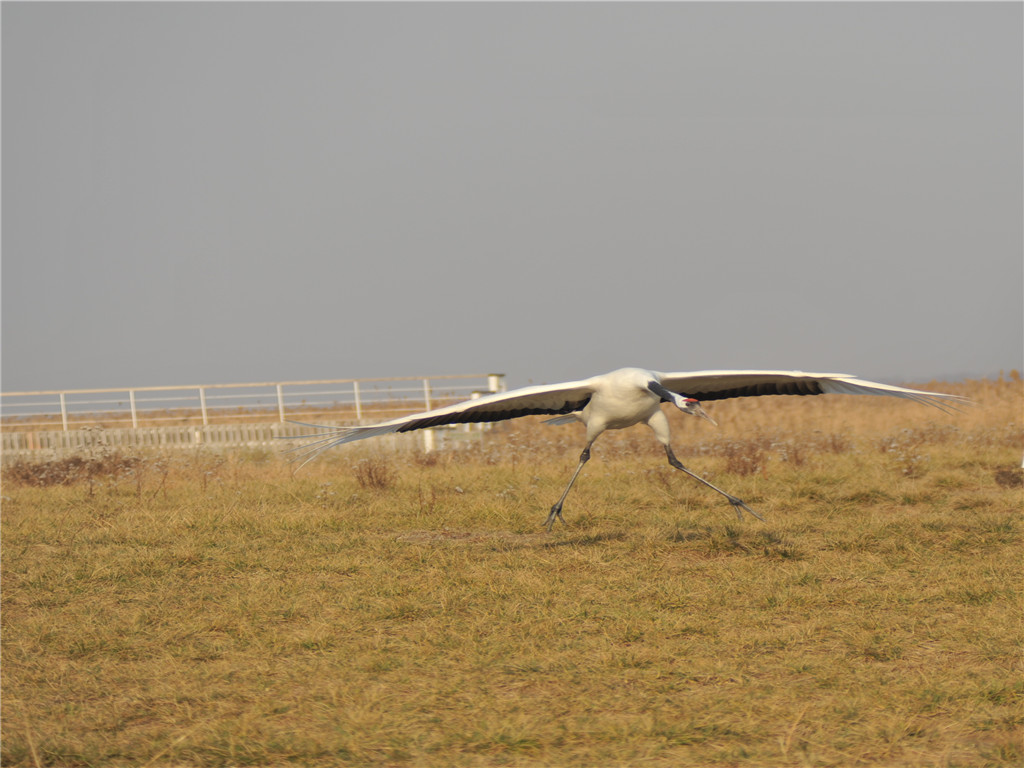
[0,420,490,459]
[1,373,505,458]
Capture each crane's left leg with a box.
[545,443,592,531]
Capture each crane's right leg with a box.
[665,446,764,522]
[644,409,762,522]
[545,445,592,531]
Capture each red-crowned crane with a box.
[285,368,965,530]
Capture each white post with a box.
[467,391,482,432]
[422,379,434,451]
[276,384,285,423]
[59,392,68,431]
[353,381,362,422]
[199,387,208,426]
[488,373,505,393]
[129,390,138,428]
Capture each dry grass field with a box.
[2,377,1021,767]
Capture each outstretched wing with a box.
[655,370,967,412]
[282,378,596,466]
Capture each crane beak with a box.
[677,396,717,426]
[669,392,718,426]
[691,403,718,427]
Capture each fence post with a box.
[276,384,285,423]
[421,379,434,451]
[353,381,362,422]
[468,390,482,432]
[129,390,138,428]
[199,387,208,426]
[59,392,68,431]
[488,373,505,393]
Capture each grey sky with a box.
[3,2,1021,393]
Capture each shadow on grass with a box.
[391,527,629,550]
[668,524,805,559]
[390,523,804,558]
[539,530,629,548]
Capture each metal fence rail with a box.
[1,373,506,457]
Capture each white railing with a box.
[1,373,506,432]
[0,420,489,458]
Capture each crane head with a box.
[676,396,717,426]
[647,379,718,426]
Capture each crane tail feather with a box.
[279,421,403,467]
[542,414,580,426]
